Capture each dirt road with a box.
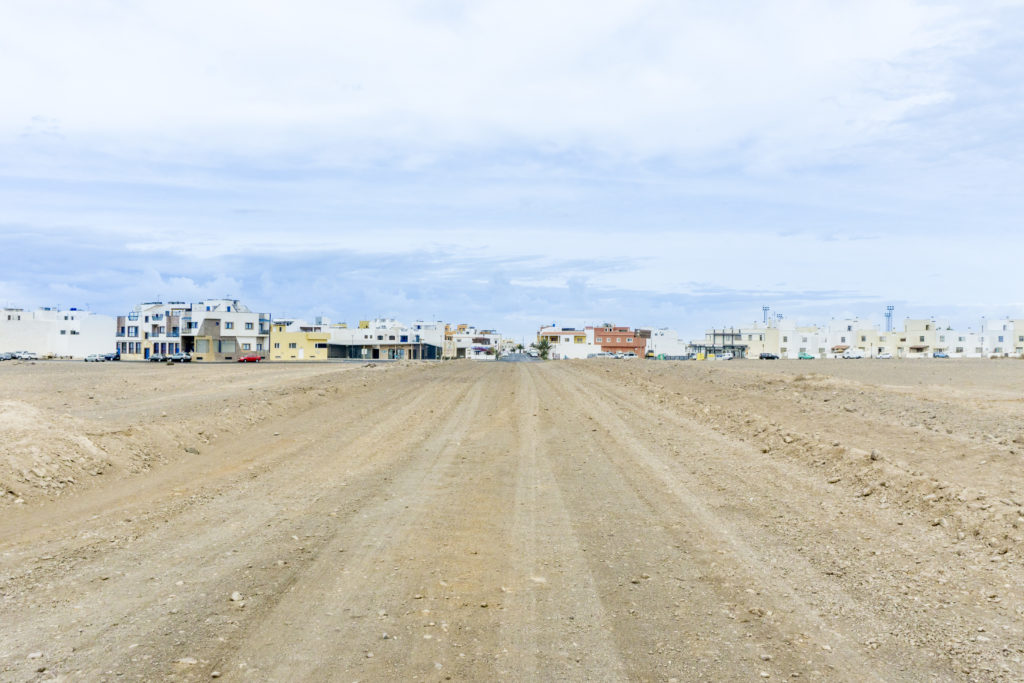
[2,359,1023,680]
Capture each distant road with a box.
[499,352,539,362]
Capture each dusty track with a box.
[1,359,1023,680]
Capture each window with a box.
[315,343,328,349]
[389,335,395,341]
[840,336,846,343]
[783,336,788,342]
[245,322,253,330]
[627,337,633,343]
[861,336,866,342]
[616,337,621,342]
[60,329,66,335]
[256,344,262,351]
[596,337,602,342]
[274,343,280,349]
[998,335,1004,342]
[919,336,925,342]
[225,322,234,330]
[242,343,251,350]
[288,342,297,349]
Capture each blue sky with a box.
[2,1,1024,341]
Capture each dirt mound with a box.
[0,400,119,504]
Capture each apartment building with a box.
[1,307,113,358]
[1013,320,1024,356]
[536,325,598,359]
[269,319,330,361]
[117,299,269,361]
[592,324,648,357]
[691,328,749,359]
[445,324,501,359]
[644,328,690,358]
[115,301,190,360]
[978,318,1014,357]
[182,299,270,361]
[328,319,444,360]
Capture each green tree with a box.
[535,338,551,360]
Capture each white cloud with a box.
[0,0,989,167]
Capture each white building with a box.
[116,299,270,361]
[446,325,501,359]
[328,319,445,360]
[0,307,114,358]
[644,328,690,357]
[536,325,601,359]
[978,318,1014,357]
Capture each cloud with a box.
[0,0,993,167]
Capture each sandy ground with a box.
[1,358,1024,681]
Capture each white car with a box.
[877,352,893,359]
[622,352,638,359]
[84,354,105,362]
[716,352,735,361]
[841,348,864,359]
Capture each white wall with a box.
[0,308,114,357]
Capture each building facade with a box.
[116,299,270,361]
[269,319,330,361]
[328,319,444,360]
[1,307,114,358]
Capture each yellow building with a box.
[269,321,330,361]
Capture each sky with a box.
[2,1,1024,342]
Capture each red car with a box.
[237,355,263,363]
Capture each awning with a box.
[832,345,849,351]
[909,345,929,350]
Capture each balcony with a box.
[127,313,139,321]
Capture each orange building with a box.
[591,324,647,356]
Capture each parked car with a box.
[16,351,39,360]
[841,348,865,359]
[622,352,638,359]
[759,353,779,360]
[237,354,263,363]
[84,354,105,362]
[149,353,167,362]
[877,352,893,359]
[103,351,120,361]
[798,352,815,360]
[716,352,735,361]
[167,352,191,362]
[933,351,949,358]
[0,352,11,361]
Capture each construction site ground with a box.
[2,358,1024,681]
